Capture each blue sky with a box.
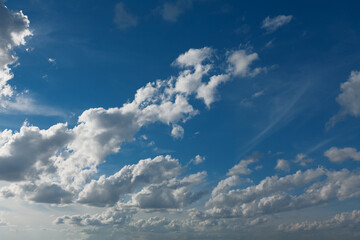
[0,0,360,239]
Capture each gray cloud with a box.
[324,146,360,163]
[158,0,193,22]
[278,209,360,233]
[114,2,138,29]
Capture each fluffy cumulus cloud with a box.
[227,50,259,77]
[77,155,207,208]
[0,122,72,181]
[1,46,255,204]
[171,124,184,139]
[328,71,360,127]
[278,210,360,233]
[191,154,205,165]
[324,146,360,162]
[227,156,258,175]
[0,4,32,97]
[275,159,290,171]
[261,15,293,33]
[204,167,360,219]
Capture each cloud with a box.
[227,50,259,77]
[261,15,293,33]
[158,0,193,22]
[227,156,258,176]
[173,47,212,68]
[252,90,264,98]
[205,168,360,218]
[0,4,32,97]
[0,122,72,181]
[0,46,257,206]
[55,205,136,226]
[191,154,205,165]
[328,71,360,127]
[77,155,207,209]
[131,171,207,209]
[275,159,290,172]
[129,216,180,232]
[211,175,243,197]
[293,153,313,167]
[171,124,184,139]
[278,209,360,233]
[0,4,63,117]
[196,74,230,108]
[48,58,56,65]
[114,2,138,30]
[324,146,360,163]
[77,155,182,207]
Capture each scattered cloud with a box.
[227,50,259,77]
[190,154,205,165]
[275,159,290,172]
[114,2,138,30]
[327,71,360,128]
[0,4,32,97]
[293,153,313,167]
[227,156,258,176]
[261,15,293,33]
[252,90,264,98]
[205,167,360,219]
[48,58,56,65]
[171,124,184,139]
[278,210,360,233]
[324,146,360,163]
[157,0,193,22]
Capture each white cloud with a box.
[275,159,290,172]
[0,47,235,205]
[227,50,259,77]
[77,155,207,209]
[211,175,242,197]
[0,4,32,97]
[173,47,212,68]
[227,157,258,176]
[328,71,360,127]
[278,209,360,232]
[114,2,137,30]
[77,155,182,206]
[191,154,205,165]
[324,146,360,163]
[131,171,207,209]
[293,153,313,167]
[261,15,293,33]
[205,168,360,218]
[197,74,230,108]
[0,122,72,182]
[48,58,56,64]
[171,124,184,139]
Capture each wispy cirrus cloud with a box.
[261,15,293,33]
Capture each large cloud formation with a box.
[0,43,263,206]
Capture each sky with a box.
[0,0,360,239]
